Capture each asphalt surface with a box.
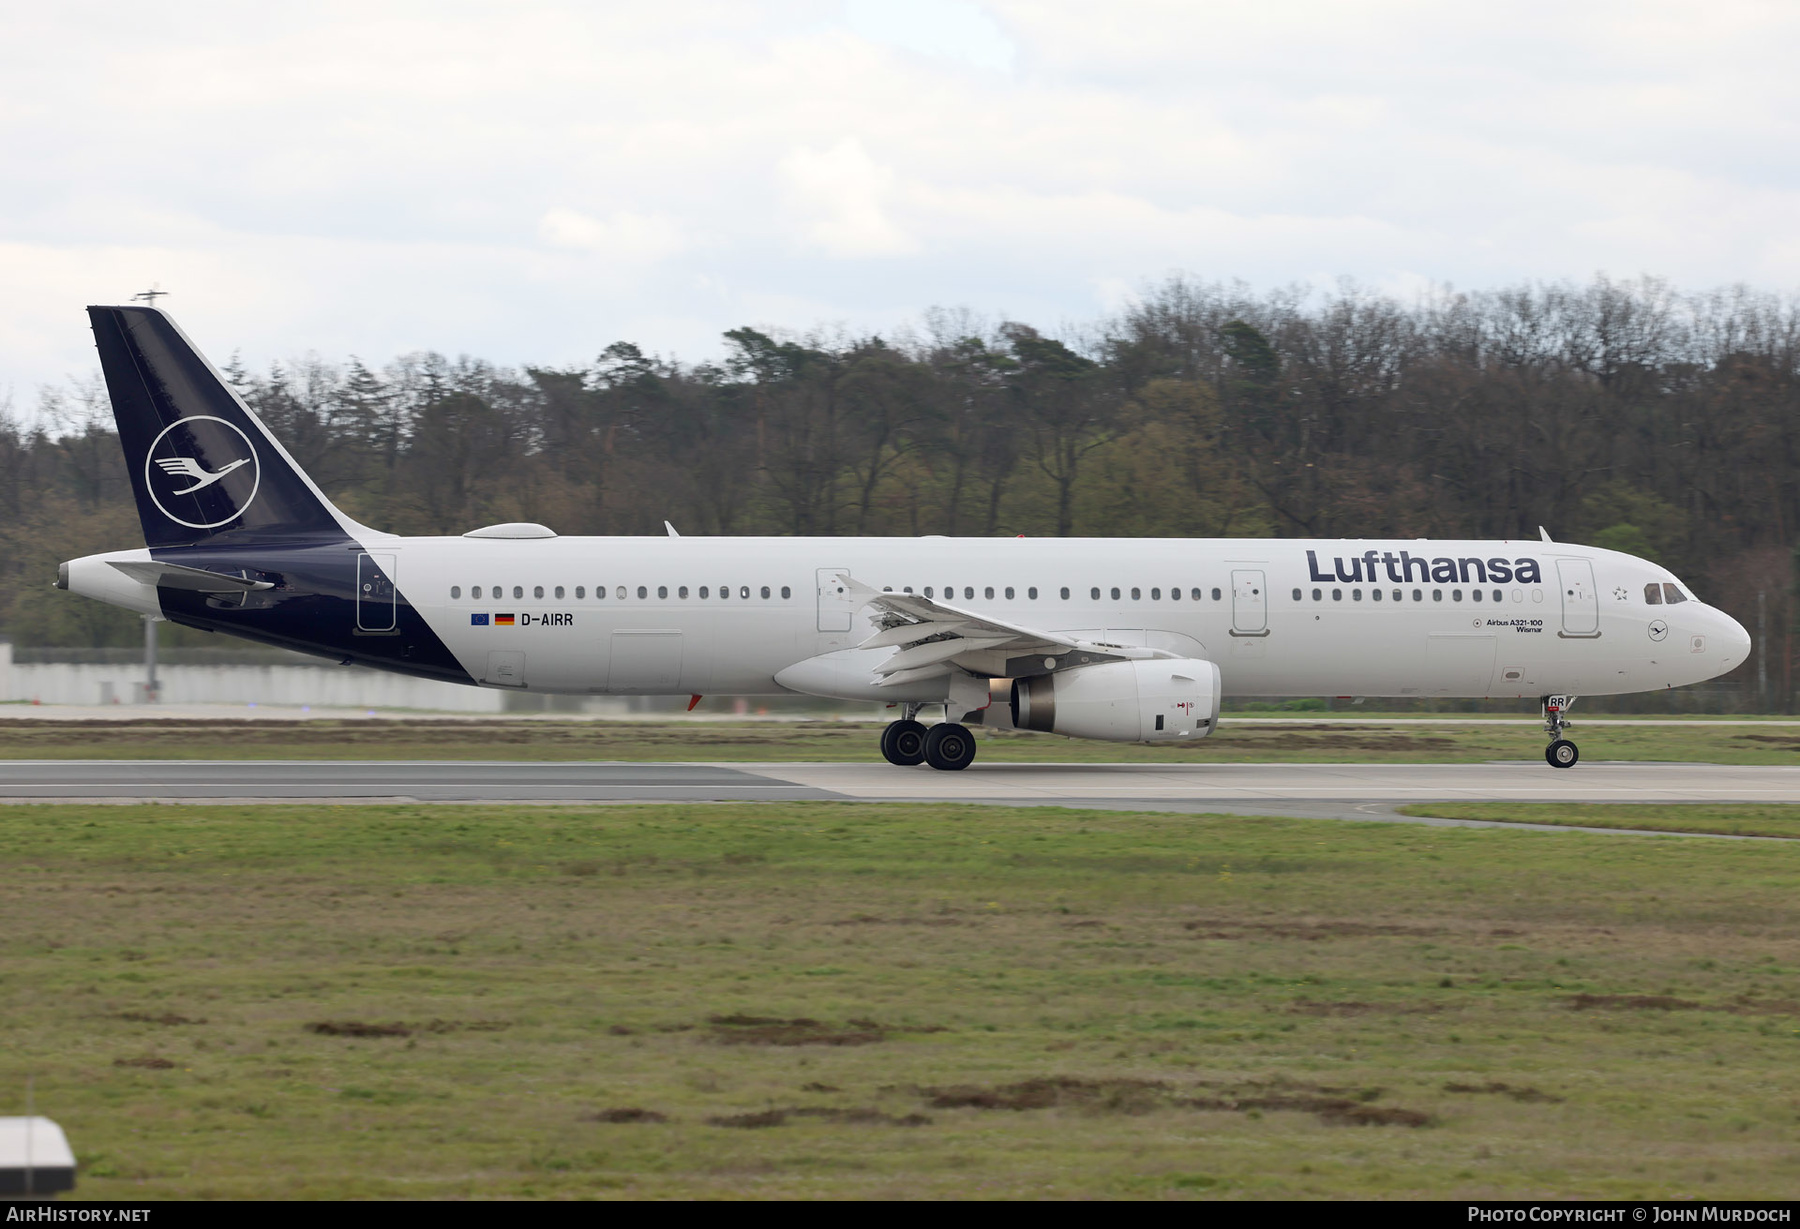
[1,761,1795,837]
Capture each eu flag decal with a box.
[471,613,490,626]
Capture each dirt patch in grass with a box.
[582,1107,668,1124]
[113,1055,175,1069]
[704,1013,942,1046]
[1565,993,1800,1016]
[828,914,967,927]
[922,1075,1169,1114]
[306,1019,509,1038]
[1445,1081,1564,1103]
[307,1020,413,1038]
[1185,918,1440,941]
[1287,1000,1446,1016]
[1565,994,1703,1012]
[922,1075,1432,1127]
[708,1107,932,1129]
[117,1011,204,1025]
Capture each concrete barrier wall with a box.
[4,654,506,711]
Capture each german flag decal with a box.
[494,613,516,626]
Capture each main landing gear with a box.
[1543,694,1579,769]
[880,706,977,771]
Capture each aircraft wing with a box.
[844,575,1158,688]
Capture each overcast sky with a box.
[3,0,1797,403]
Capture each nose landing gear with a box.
[1542,694,1578,768]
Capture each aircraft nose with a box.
[1721,609,1752,665]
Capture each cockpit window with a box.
[1644,583,1663,605]
[1663,583,1688,604]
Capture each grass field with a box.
[1403,804,1800,840]
[7,800,1800,1199]
[2,716,1798,763]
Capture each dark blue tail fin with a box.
[88,305,355,549]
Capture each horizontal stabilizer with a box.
[108,559,274,592]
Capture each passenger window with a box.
[615,586,626,600]
[1663,583,1687,604]
[576,586,585,599]
[761,586,771,599]
[1191,588,1202,601]
[1372,588,1382,601]
[554,586,565,599]
[1091,587,1101,600]
[472,586,482,599]
[1492,589,1502,602]
[534,586,545,599]
[781,586,791,599]
[637,586,648,599]
[924,587,934,598]
[1432,589,1442,602]
[1291,588,1302,601]
[658,586,668,599]
[699,586,709,598]
[513,586,524,599]
[984,586,995,599]
[1170,587,1180,601]
[903,586,913,594]
[1110,587,1121,600]
[1005,586,1015,600]
[1393,589,1402,602]
[963,587,974,600]
[1452,589,1463,602]
[1332,589,1342,601]
[1312,588,1322,601]
[1060,587,1070,600]
[1211,588,1221,600]
[720,585,730,599]
[1152,588,1162,600]
[451,586,462,599]
[1471,588,1482,602]
[1412,589,1422,602]
[1644,583,1663,605]
[678,586,688,599]
[1131,588,1140,600]
[1353,589,1363,601]
[740,586,749,599]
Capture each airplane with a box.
[57,306,1753,770]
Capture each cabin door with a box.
[356,553,397,632]
[1557,559,1600,637]
[1230,569,1267,635]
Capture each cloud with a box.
[778,139,919,257]
[3,0,1800,396]
[538,208,687,263]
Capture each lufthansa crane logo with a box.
[145,416,261,529]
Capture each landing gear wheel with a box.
[923,722,977,771]
[1546,739,1579,769]
[881,720,927,766]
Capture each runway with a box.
[1,760,1795,832]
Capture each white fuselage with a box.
[349,534,1748,700]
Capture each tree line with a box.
[5,275,1798,708]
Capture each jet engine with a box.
[1010,658,1222,743]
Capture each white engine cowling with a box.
[1010,658,1222,743]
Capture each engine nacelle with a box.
[1011,657,1222,743]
